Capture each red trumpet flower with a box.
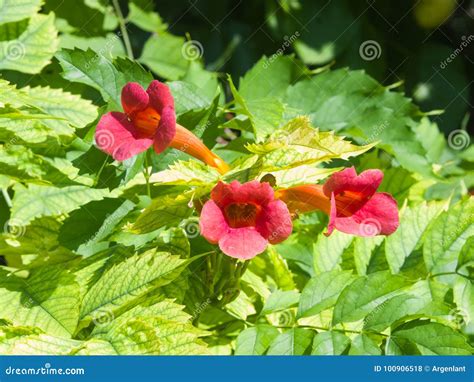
[199,180,293,259]
[94,80,229,174]
[276,167,399,236]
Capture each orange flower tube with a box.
[276,167,399,237]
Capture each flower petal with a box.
[153,105,176,153]
[218,227,268,260]
[323,167,383,198]
[147,80,174,113]
[331,192,399,236]
[211,180,274,209]
[95,112,153,161]
[199,200,229,244]
[256,200,293,243]
[325,192,337,236]
[121,82,149,115]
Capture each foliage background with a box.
[0,0,473,355]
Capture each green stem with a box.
[430,271,472,281]
[273,324,389,337]
[143,151,151,198]
[2,188,12,208]
[112,0,134,59]
[94,158,109,187]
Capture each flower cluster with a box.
[96,82,400,260]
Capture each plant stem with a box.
[94,158,109,187]
[273,324,389,338]
[1,188,12,208]
[143,150,151,197]
[430,271,472,281]
[112,0,134,59]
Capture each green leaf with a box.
[349,334,381,355]
[0,145,73,184]
[59,33,125,57]
[333,271,410,325]
[362,290,433,332]
[113,56,154,87]
[59,198,134,251]
[168,81,214,115]
[264,247,296,291]
[0,325,82,355]
[285,69,432,176]
[79,249,188,322]
[230,55,310,140]
[0,266,81,338]
[132,191,194,234]
[313,231,354,274]
[56,48,124,109]
[92,317,206,355]
[379,167,417,204]
[229,76,285,140]
[385,201,445,273]
[311,331,351,355]
[11,184,110,225]
[353,236,384,275]
[247,117,374,171]
[0,108,63,145]
[235,325,279,355]
[423,198,474,275]
[139,33,190,80]
[150,160,219,187]
[238,55,308,102]
[453,277,474,330]
[0,0,42,23]
[0,79,30,107]
[298,270,354,318]
[22,85,98,129]
[0,13,58,74]
[226,290,256,321]
[267,328,314,355]
[391,322,473,355]
[269,166,339,188]
[0,80,96,137]
[261,290,300,315]
[0,217,77,269]
[457,237,474,273]
[89,298,208,355]
[127,3,167,33]
[281,0,356,65]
